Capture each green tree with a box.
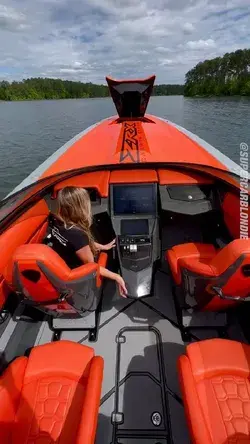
[0,77,184,101]
[184,48,250,97]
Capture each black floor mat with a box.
[108,326,171,443]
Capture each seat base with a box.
[173,285,228,341]
[183,310,227,328]
[179,312,228,342]
[49,297,102,342]
[52,313,96,329]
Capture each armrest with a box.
[68,263,98,281]
[96,252,108,288]
[68,254,107,288]
[97,252,108,268]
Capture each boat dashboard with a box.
[52,168,216,215]
[51,168,218,298]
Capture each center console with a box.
[110,183,160,298]
[119,219,151,272]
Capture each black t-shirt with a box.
[43,215,89,269]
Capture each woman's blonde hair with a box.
[57,186,97,254]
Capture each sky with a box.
[0,0,250,84]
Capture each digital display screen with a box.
[121,219,149,235]
[113,185,156,215]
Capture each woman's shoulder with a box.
[49,214,75,231]
[49,214,89,244]
[64,225,89,249]
[49,214,72,234]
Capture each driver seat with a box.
[5,243,107,320]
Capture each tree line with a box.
[184,48,250,97]
[0,77,184,101]
[2,47,248,101]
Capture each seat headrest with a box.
[11,243,98,283]
[13,243,69,270]
[24,340,95,381]
[9,243,71,284]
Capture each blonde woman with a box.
[44,186,127,297]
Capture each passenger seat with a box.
[0,340,104,443]
[178,338,250,443]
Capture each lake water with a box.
[0,95,250,200]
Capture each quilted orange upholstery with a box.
[0,340,104,444]
[178,339,250,443]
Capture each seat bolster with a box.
[179,257,216,276]
[76,356,104,444]
[166,249,181,284]
[186,339,250,383]
[172,243,216,259]
[24,341,95,382]
[29,219,48,244]
[0,357,27,432]
[178,355,213,444]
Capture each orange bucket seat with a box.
[5,243,107,318]
[0,340,104,443]
[167,240,250,311]
[178,338,250,443]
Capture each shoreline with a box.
[184,94,250,98]
[1,94,249,102]
[0,94,184,102]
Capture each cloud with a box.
[0,4,27,31]
[0,0,249,84]
[160,59,174,66]
[182,22,195,34]
[186,38,216,49]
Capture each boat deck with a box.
[0,229,247,444]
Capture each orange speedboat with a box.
[0,76,249,444]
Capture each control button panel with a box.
[118,235,152,271]
[119,236,150,245]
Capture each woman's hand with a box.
[101,238,116,251]
[98,267,127,297]
[115,274,128,298]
